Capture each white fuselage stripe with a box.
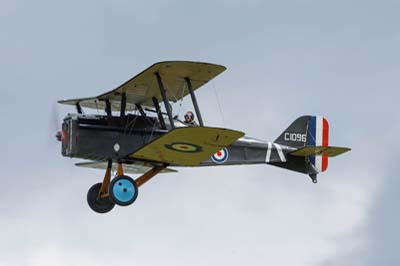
[274,143,286,162]
[266,142,272,162]
[316,116,323,146]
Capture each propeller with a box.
[49,101,62,145]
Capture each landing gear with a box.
[87,183,115,213]
[86,161,168,213]
[109,175,138,206]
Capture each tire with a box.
[87,183,115,213]
[109,175,139,206]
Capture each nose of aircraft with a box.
[56,131,62,142]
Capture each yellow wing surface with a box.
[58,61,226,111]
[129,127,244,166]
[290,146,351,157]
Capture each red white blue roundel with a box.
[211,148,228,164]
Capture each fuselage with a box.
[60,113,308,173]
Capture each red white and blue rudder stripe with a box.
[308,116,329,172]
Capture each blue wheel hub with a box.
[110,176,138,206]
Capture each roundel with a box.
[164,142,202,153]
[211,148,228,164]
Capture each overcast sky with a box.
[1,1,399,265]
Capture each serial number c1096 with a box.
[284,132,306,142]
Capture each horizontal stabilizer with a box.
[76,161,177,174]
[129,127,244,166]
[290,146,351,157]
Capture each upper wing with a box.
[58,61,226,111]
[75,161,178,174]
[129,127,244,166]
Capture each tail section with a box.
[275,116,329,173]
[273,116,344,181]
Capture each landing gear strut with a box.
[87,161,168,213]
[87,160,115,213]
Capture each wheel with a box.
[87,183,115,213]
[109,175,138,206]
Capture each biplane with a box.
[57,61,350,213]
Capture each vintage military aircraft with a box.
[57,61,350,213]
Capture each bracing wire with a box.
[125,109,138,135]
[166,81,186,118]
[212,81,226,127]
[176,82,186,118]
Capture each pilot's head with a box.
[184,111,195,123]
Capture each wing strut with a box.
[75,102,82,114]
[120,93,126,117]
[135,104,147,117]
[155,72,175,129]
[119,93,127,125]
[185,77,204,126]
[152,97,166,129]
[105,100,112,117]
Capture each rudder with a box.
[307,116,329,172]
